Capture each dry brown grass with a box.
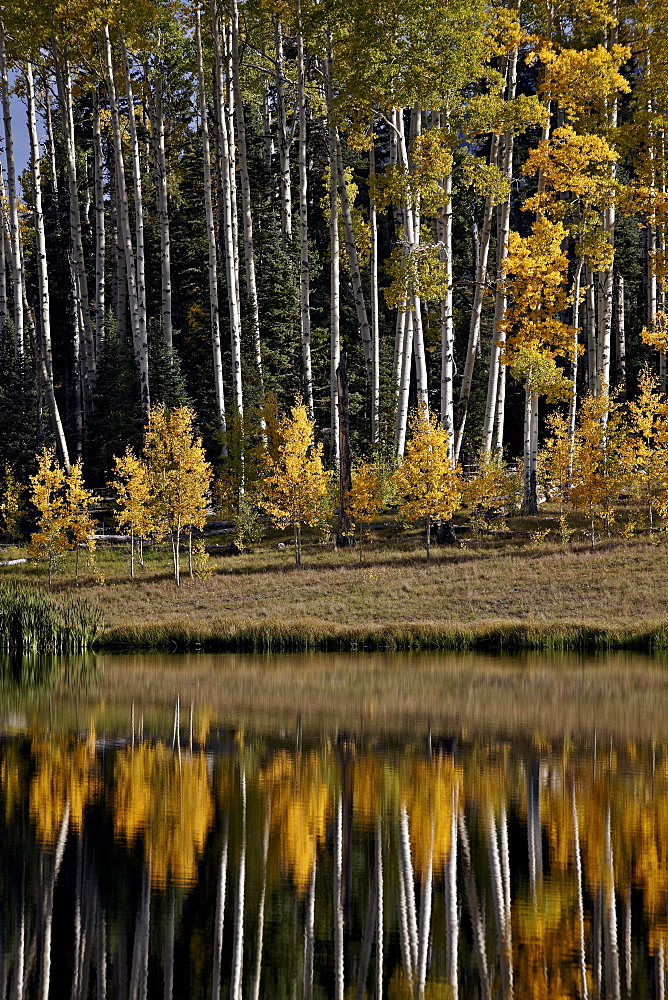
[3,533,667,634]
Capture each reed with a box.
[96,618,668,654]
[0,581,104,655]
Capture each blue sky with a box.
[1,88,37,190]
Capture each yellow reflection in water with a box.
[113,743,214,888]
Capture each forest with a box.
[1,0,668,562]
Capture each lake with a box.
[2,650,668,999]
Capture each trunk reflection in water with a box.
[5,652,668,998]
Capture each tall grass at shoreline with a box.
[0,581,103,655]
[97,618,668,654]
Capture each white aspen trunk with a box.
[325,34,340,463]
[522,381,533,510]
[0,24,24,358]
[586,266,597,392]
[568,260,584,455]
[482,48,517,454]
[334,795,344,1000]
[231,0,265,405]
[150,48,173,349]
[454,137,500,460]
[440,169,454,458]
[369,139,380,446]
[274,17,292,241]
[376,818,383,1000]
[212,2,243,424]
[103,25,150,420]
[196,6,228,450]
[408,107,429,411]
[14,894,25,1000]
[27,61,71,471]
[120,35,148,353]
[224,24,240,313]
[140,863,151,1000]
[93,89,106,360]
[397,832,414,986]
[40,802,70,1000]
[495,359,507,457]
[445,805,458,1000]
[458,810,491,1000]
[395,312,413,456]
[250,807,269,1000]
[43,81,59,209]
[335,134,375,418]
[572,789,589,1000]
[488,810,512,998]
[399,806,419,975]
[212,819,229,1000]
[604,808,621,1000]
[392,306,406,402]
[230,771,246,1000]
[0,166,5,340]
[526,763,542,898]
[261,73,274,169]
[296,1,314,417]
[303,856,316,1000]
[53,46,96,411]
[530,392,539,504]
[624,886,631,996]
[615,273,626,392]
[97,904,107,1000]
[417,831,433,993]
[599,29,618,404]
[354,871,378,1000]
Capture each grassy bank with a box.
[3,533,668,653]
[97,618,668,653]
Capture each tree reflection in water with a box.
[2,719,668,999]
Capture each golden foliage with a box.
[393,408,460,541]
[113,743,214,889]
[260,751,330,895]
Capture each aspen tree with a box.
[147,35,172,349]
[103,25,151,421]
[0,21,23,358]
[195,4,228,451]
[392,407,460,560]
[211,1,243,425]
[143,405,212,586]
[65,462,96,583]
[112,448,153,578]
[296,0,313,417]
[273,15,292,242]
[120,33,148,368]
[349,460,385,561]
[230,0,264,409]
[51,40,96,420]
[92,88,105,360]
[26,60,70,471]
[324,32,340,463]
[625,367,668,533]
[569,388,627,548]
[262,400,331,568]
[0,465,24,540]
[29,448,71,585]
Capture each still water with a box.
[2,650,668,999]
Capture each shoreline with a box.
[94,618,668,653]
